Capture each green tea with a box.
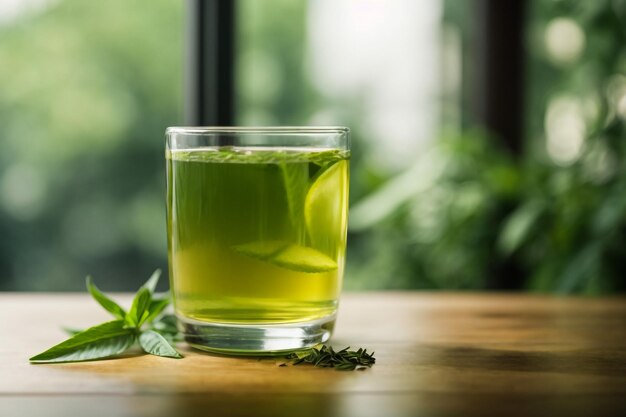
[166,147,349,324]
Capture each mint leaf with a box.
[125,287,151,328]
[139,330,182,358]
[31,270,183,365]
[143,295,170,324]
[142,269,162,294]
[30,320,135,363]
[125,270,164,327]
[150,314,181,342]
[61,326,83,336]
[86,276,126,320]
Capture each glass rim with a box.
[166,126,349,136]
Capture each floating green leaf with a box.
[279,162,308,237]
[233,242,337,273]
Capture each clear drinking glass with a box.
[166,127,350,353]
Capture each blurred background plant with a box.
[0,0,624,293]
[0,0,181,290]
[348,0,626,294]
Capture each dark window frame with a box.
[471,0,527,156]
[185,0,236,126]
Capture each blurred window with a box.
[0,0,182,290]
[235,0,461,289]
[236,0,452,174]
[3,0,622,293]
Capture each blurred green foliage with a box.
[0,0,182,290]
[514,0,626,293]
[1,0,624,294]
[348,132,521,290]
[347,0,626,293]
[236,0,320,126]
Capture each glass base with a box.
[177,314,335,355]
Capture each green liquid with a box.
[166,147,349,324]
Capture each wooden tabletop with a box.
[0,292,625,417]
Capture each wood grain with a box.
[0,292,625,417]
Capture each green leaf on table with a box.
[125,287,151,328]
[139,330,182,358]
[149,314,181,343]
[142,269,162,294]
[30,270,184,365]
[30,320,135,364]
[61,326,83,336]
[151,314,178,333]
[143,294,170,324]
[86,276,126,320]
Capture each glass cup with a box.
[166,127,350,354]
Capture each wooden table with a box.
[1,293,625,417]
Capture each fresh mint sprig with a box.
[29,270,182,364]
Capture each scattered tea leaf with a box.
[286,345,376,371]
